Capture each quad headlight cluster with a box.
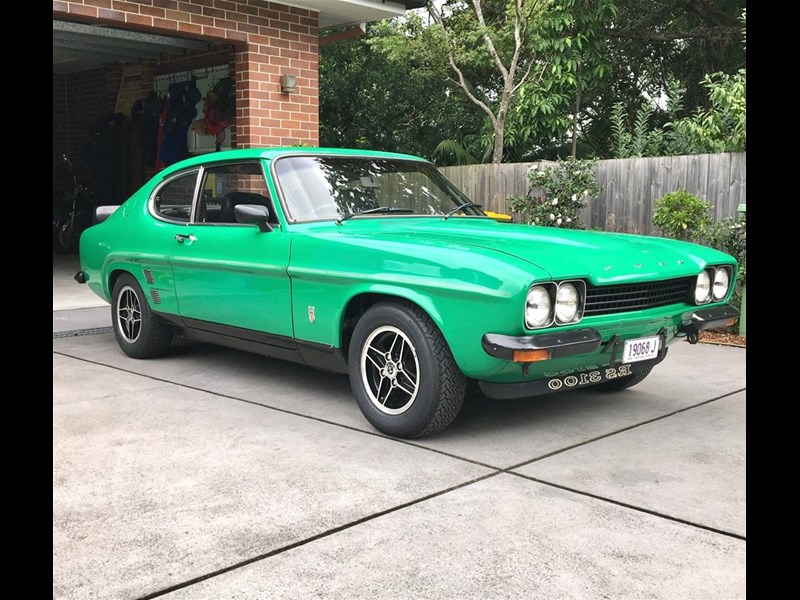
[693,265,733,305]
[525,280,586,329]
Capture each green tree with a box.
[665,68,746,153]
[319,0,746,162]
[428,0,615,163]
[501,0,614,161]
[546,0,616,158]
[607,9,745,157]
[582,0,746,158]
[428,0,551,164]
[319,19,484,160]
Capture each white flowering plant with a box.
[508,158,602,229]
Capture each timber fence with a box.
[439,152,746,234]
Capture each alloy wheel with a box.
[116,285,142,343]
[360,325,420,415]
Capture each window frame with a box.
[148,168,202,225]
[192,160,275,227]
[148,161,277,227]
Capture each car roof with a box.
[158,147,429,178]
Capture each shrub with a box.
[703,215,746,286]
[508,158,602,229]
[652,189,712,241]
[700,213,746,334]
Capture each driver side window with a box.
[153,171,198,223]
[196,162,275,225]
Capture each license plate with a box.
[622,336,660,363]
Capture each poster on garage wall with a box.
[154,64,233,154]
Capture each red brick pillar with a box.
[233,5,319,148]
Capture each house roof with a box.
[53,1,427,74]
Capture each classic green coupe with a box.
[77,148,739,438]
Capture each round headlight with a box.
[713,267,730,301]
[694,270,712,304]
[555,283,579,323]
[526,285,552,328]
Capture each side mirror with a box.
[94,205,120,224]
[234,204,273,232]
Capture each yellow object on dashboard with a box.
[484,210,513,222]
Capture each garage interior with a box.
[53,20,237,208]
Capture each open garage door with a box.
[53,20,232,252]
[53,20,211,75]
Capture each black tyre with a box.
[55,214,90,254]
[594,367,653,392]
[111,273,173,359]
[348,301,466,438]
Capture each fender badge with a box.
[308,306,316,323]
[659,261,666,266]
[634,263,642,269]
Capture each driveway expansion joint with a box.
[135,472,501,600]
[505,386,746,472]
[508,473,746,542]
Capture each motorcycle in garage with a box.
[53,154,93,254]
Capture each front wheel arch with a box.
[340,291,445,363]
[347,299,466,438]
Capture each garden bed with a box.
[698,328,746,348]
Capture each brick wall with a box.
[63,66,120,161]
[53,74,69,160]
[53,0,320,148]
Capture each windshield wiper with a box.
[336,206,414,224]
[442,202,482,220]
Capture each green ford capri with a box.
[77,147,740,438]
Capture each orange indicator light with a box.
[512,349,552,363]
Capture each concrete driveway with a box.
[53,255,746,599]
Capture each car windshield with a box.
[273,156,484,221]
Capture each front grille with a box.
[584,277,693,317]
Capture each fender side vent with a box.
[143,268,155,284]
[150,289,161,304]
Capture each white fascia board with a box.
[273,0,408,29]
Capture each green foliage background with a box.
[319,1,746,164]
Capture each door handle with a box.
[175,234,197,244]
